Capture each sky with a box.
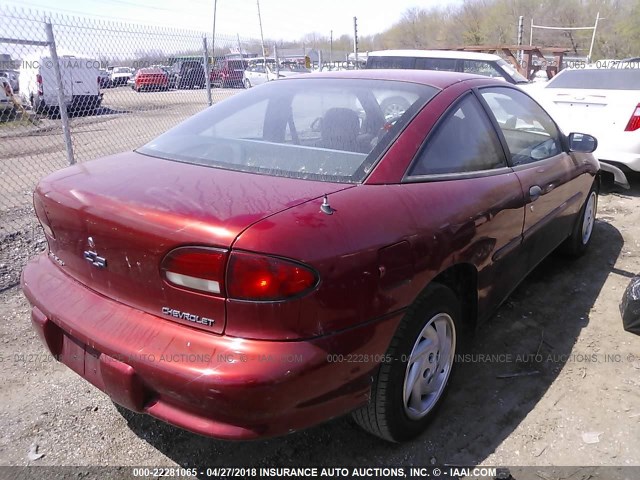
[3,0,457,41]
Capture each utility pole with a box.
[588,12,601,63]
[353,16,358,69]
[212,0,217,65]
[329,29,333,65]
[257,0,267,65]
[517,15,524,66]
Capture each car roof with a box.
[296,69,489,89]
[367,49,503,62]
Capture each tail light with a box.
[227,251,317,301]
[36,74,43,95]
[161,247,318,301]
[161,247,227,294]
[624,104,640,132]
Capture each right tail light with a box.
[624,104,640,132]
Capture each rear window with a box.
[228,60,246,70]
[138,78,438,183]
[547,69,640,90]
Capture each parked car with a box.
[97,69,111,89]
[23,70,600,443]
[20,52,102,114]
[0,69,19,93]
[133,67,168,92]
[366,50,530,84]
[524,67,640,177]
[366,50,531,118]
[168,60,206,89]
[242,60,308,88]
[210,58,247,88]
[109,67,133,86]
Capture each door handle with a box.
[529,185,542,202]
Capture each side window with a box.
[480,87,562,166]
[463,60,504,79]
[415,58,457,71]
[409,93,507,176]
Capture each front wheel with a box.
[244,78,251,89]
[352,283,462,442]
[561,184,598,257]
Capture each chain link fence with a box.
[0,6,263,291]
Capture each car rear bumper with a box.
[598,152,640,172]
[22,253,402,439]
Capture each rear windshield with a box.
[138,78,438,183]
[548,69,640,90]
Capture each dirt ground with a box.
[0,175,639,472]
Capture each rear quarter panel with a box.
[230,174,525,340]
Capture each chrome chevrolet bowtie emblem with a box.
[84,237,107,268]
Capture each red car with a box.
[133,67,168,92]
[22,70,599,442]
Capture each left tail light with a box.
[160,247,318,301]
[624,104,640,132]
[161,247,227,295]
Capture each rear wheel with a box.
[380,96,410,119]
[561,184,598,257]
[352,283,461,442]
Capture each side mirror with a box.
[568,132,598,153]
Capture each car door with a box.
[478,86,584,272]
[404,91,527,318]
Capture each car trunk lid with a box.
[543,87,640,134]
[36,151,351,334]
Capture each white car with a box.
[365,49,530,85]
[110,67,133,86]
[243,61,309,88]
[524,67,640,180]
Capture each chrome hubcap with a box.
[384,103,405,119]
[581,192,597,245]
[403,313,456,420]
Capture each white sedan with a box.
[524,66,640,183]
[243,62,310,89]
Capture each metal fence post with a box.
[203,36,212,106]
[45,21,75,165]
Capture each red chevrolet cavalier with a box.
[22,70,600,442]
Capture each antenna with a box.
[320,195,335,215]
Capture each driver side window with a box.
[480,87,562,166]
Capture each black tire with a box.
[352,283,463,442]
[244,78,251,89]
[560,183,598,257]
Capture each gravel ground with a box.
[0,178,639,475]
